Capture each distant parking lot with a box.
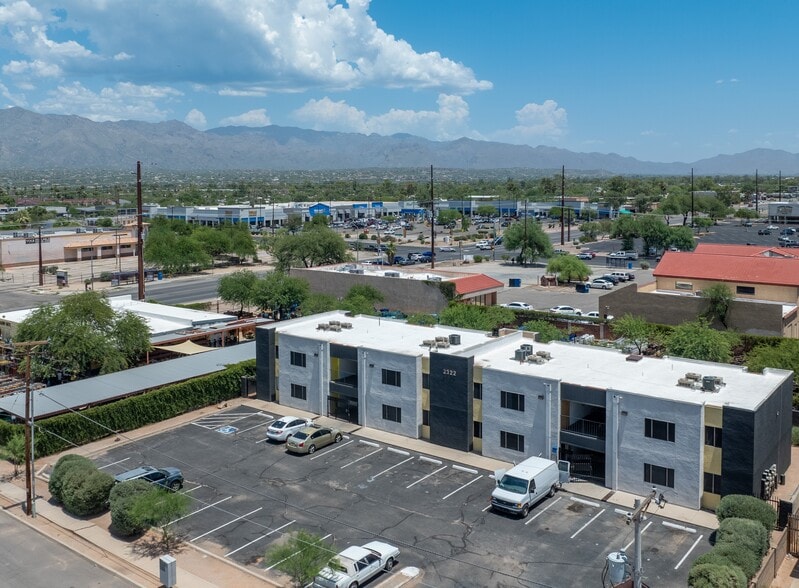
[95,407,712,587]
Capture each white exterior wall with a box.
[480,369,557,463]
[359,348,420,438]
[606,390,703,509]
[276,335,327,415]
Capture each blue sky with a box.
[0,0,796,163]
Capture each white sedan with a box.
[585,311,614,320]
[549,305,583,316]
[501,301,533,311]
[439,246,457,252]
[266,416,313,442]
[589,279,614,290]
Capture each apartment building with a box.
[255,312,792,510]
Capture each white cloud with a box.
[292,93,471,140]
[184,108,207,129]
[730,78,739,83]
[34,81,180,122]
[491,100,568,144]
[0,1,43,26]
[218,87,269,97]
[728,128,739,134]
[2,59,62,77]
[219,108,271,127]
[640,130,655,136]
[113,52,133,61]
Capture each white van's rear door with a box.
[557,460,570,484]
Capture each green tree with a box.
[439,304,515,331]
[251,271,310,319]
[610,215,639,251]
[406,314,438,326]
[702,283,734,327]
[218,270,258,315]
[579,221,601,242]
[284,214,304,233]
[264,530,333,588]
[130,488,192,550]
[693,216,714,233]
[522,320,565,343]
[385,241,397,265]
[612,314,653,355]
[666,226,696,251]
[436,209,460,225]
[546,256,591,283]
[636,215,669,255]
[502,221,551,265]
[109,479,153,536]
[61,467,115,516]
[746,339,799,392]
[659,189,692,226]
[666,319,733,363]
[144,218,212,273]
[300,293,338,315]
[49,455,95,503]
[0,433,26,477]
[15,292,151,381]
[268,223,350,271]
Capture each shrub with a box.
[640,261,650,269]
[99,271,113,282]
[61,467,115,517]
[109,479,153,536]
[473,255,484,263]
[717,517,769,558]
[717,494,776,533]
[793,426,799,446]
[688,563,746,588]
[49,454,94,503]
[692,543,762,580]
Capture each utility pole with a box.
[20,340,48,517]
[560,165,565,245]
[37,225,44,286]
[755,169,759,214]
[429,165,435,269]
[690,168,695,228]
[136,161,145,301]
[617,488,667,588]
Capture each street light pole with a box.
[19,340,48,517]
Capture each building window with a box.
[422,410,429,426]
[473,421,482,439]
[675,281,693,290]
[290,351,306,367]
[382,369,401,387]
[501,390,525,412]
[473,382,483,399]
[290,383,307,400]
[705,426,723,448]
[644,463,675,488]
[500,430,524,452]
[704,472,722,494]
[382,404,401,423]
[422,373,430,389]
[736,285,755,295]
[644,418,675,442]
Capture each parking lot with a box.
[94,406,712,587]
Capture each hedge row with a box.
[0,359,255,457]
[689,495,774,586]
[49,454,114,517]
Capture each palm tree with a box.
[386,241,397,265]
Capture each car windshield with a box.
[292,432,308,440]
[273,420,288,428]
[497,474,528,494]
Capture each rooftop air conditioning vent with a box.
[422,339,436,347]
[329,320,341,326]
[520,343,534,355]
[677,378,693,388]
[528,355,546,364]
[536,351,551,360]
[438,341,450,348]
[341,322,353,329]
[436,336,449,343]
[427,276,443,282]
[514,349,528,362]
[328,324,342,332]
[702,375,718,392]
[685,372,702,381]
[626,354,643,362]
[317,323,330,330]
[448,334,461,345]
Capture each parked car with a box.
[266,416,313,442]
[600,274,620,284]
[114,466,184,490]
[767,225,779,230]
[286,424,343,454]
[549,305,582,316]
[313,541,400,588]
[552,249,569,256]
[758,229,772,235]
[585,311,614,320]
[576,252,594,260]
[391,256,406,265]
[501,301,533,310]
[742,221,753,227]
[439,245,457,252]
[780,228,797,235]
[397,257,416,265]
[589,279,614,290]
[608,251,626,258]
[407,252,424,261]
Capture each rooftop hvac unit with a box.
[448,334,461,345]
[702,375,718,392]
[685,372,702,381]
[422,339,436,347]
[329,324,342,332]
[384,271,400,277]
[514,349,528,362]
[520,343,534,355]
[317,323,330,330]
[329,320,341,326]
[341,322,353,329]
[528,355,546,364]
[438,341,450,349]
[436,336,449,342]
[677,378,693,388]
[349,268,365,274]
[536,351,551,360]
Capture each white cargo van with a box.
[491,456,570,518]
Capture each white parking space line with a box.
[97,457,130,470]
[675,535,704,570]
[181,484,204,494]
[570,508,606,539]
[442,475,484,500]
[226,520,296,557]
[237,419,275,435]
[407,465,448,489]
[190,507,263,542]
[310,439,353,460]
[525,496,562,525]
[265,533,333,570]
[623,520,652,550]
[340,448,383,469]
[167,496,232,526]
[368,456,415,482]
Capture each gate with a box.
[788,514,799,556]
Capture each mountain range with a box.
[0,107,797,175]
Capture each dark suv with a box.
[114,466,184,490]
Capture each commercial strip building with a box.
[600,244,799,337]
[255,311,793,510]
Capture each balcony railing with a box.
[562,417,606,440]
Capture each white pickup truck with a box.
[313,541,400,588]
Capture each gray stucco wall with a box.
[293,268,450,314]
[360,349,421,438]
[607,391,703,509]
[276,335,328,415]
[480,370,557,463]
[599,284,786,336]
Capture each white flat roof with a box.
[273,311,491,355]
[320,263,455,282]
[475,337,789,411]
